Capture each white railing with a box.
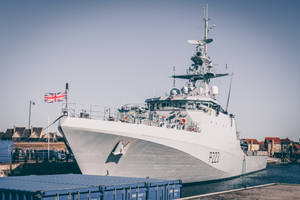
[61,103,201,133]
[61,103,119,120]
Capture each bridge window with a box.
[188,102,195,110]
[150,104,154,111]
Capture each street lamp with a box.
[28,100,35,133]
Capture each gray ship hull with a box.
[60,117,267,183]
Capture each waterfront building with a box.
[294,143,300,152]
[12,127,30,142]
[280,138,292,154]
[265,137,281,157]
[242,139,260,151]
[41,132,57,142]
[0,129,13,140]
[29,127,44,141]
[258,141,265,151]
[294,144,300,162]
[1,126,60,142]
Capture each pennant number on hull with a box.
[208,152,220,163]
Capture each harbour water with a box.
[182,164,300,197]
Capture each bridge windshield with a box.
[147,100,225,113]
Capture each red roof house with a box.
[294,143,300,151]
[244,139,259,145]
[265,137,281,144]
[280,138,291,144]
[243,138,260,151]
[265,137,282,156]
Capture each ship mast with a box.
[204,5,209,57]
[172,5,228,88]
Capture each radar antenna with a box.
[203,4,209,55]
[226,73,234,112]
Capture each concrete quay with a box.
[179,183,300,200]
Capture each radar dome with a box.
[182,86,189,94]
[170,88,180,96]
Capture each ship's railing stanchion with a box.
[60,103,203,133]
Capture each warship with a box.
[59,8,267,183]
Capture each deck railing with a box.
[61,103,201,133]
[61,103,120,120]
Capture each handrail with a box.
[61,103,201,133]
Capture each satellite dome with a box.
[182,86,189,94]
[170,88,180,96]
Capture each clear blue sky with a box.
[0,0,299,141]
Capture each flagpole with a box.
[28,100,31,130]
[65,83,69,112]
[47,116,50,161]
[28,100,35,134]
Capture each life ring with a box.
[180,118,186,125]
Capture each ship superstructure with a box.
[59,8,267,183]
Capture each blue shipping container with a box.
[0,140,13,163]
[0,174,181,200]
